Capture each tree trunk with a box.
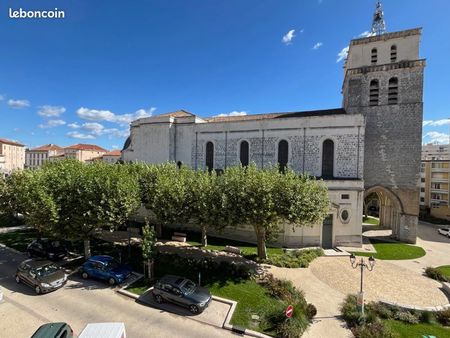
[255,226,267,259]
[149,259,154,279]
[83,239,91,258]
[155,223,162,238]
[201,226,207,247]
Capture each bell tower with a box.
[342,1,425,243]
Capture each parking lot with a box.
[0,246,237,338]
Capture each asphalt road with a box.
[0,246,237,338]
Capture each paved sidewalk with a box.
[267,265,353,338]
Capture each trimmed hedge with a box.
[259,248,323,268]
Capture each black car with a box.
[27,239,68,261]
[152,275,212,314]
[15,259,67,294]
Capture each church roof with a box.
[205,108,346,123]
[158,110,194,118]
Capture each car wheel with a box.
[15,275,20,284]
[108,277,116,286]
[81,272,89,279]
[35,286,41,295]
[189,305,199,314]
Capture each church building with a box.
[122,2,424,249]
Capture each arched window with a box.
[205,141,214,172]
[369,79,379,106]
[322,139,334,179]
[239,141,249,167]
[371,48,377,64]
[390,45,397,62]
[388,77,399,105]
[278,140,289,173]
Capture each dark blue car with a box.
[80,255,132,285]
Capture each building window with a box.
[390,45,397,62]
[239,141,249,167]
[388,77,399,105]
[420,197,425,202]
[371,48,377,64]
[277,140,289,173]
[322,139,334,179]
[420,187,425,192]
[205,141,214,172]
[421,178,425,183]
[341,194,350,200]
[369,79,379,106]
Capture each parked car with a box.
[78,322,126,338]
[27,238,68,261]
[437,228,450,237]
[80,255,132,285]
[15,259,67,294]
[152,275,212,314]
[31,322,74,338]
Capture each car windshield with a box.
[181,279,196,293]
[35,264,60,277]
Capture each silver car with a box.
[438,228,450,237]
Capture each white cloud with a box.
[0,94,5,101]
[423,119,450,127]
[68,123,81,129]
[215,111,247,117]
[359,31,376,38]
[423,131,450,144]
[8,99,30,109]
[38,105,66,117]
[66,131,95,140]
[81,122,105,135]
[38,119,66,129]
[282,30,296,45]
[312,42,323,50]
[76,107,156,126]
[336,46,349,63]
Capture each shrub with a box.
[366,302,394,319]
[341,295,363,328]
[352,321,398,338]
[266,301,310,338]
[259,274,306,305]
[393,311,419,324]
[259,248,323,268]
[305,303,317,319]
[154,252,255,283]
[436,308,450,326]
[275,316,310,338]
[420,310,435,324]
[425,267,449,282]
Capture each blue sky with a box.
[1,0,449,150]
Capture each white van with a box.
[78,322,126,338]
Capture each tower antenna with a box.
[371,0,387,36]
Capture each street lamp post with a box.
[349,253,375,316]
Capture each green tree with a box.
[140,163,192,237]
[40,160,141,258]
[142,219,157,278]
[185,169,229,247]
[222,164,329,259]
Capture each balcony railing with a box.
[432,167,449,172]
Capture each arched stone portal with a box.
[364,186,417,243]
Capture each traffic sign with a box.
[285,305,293,318]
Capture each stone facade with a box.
[0,138,25,175]
[344,28,424,243]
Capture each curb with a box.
[380,299,450,312]
[0,243,24,255]
[116,272,144,299]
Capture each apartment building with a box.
[86,150,121,164]
[48,144,108,163]
[0,138,25,175]
[25,144,63,169]
[419,144,450,219]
